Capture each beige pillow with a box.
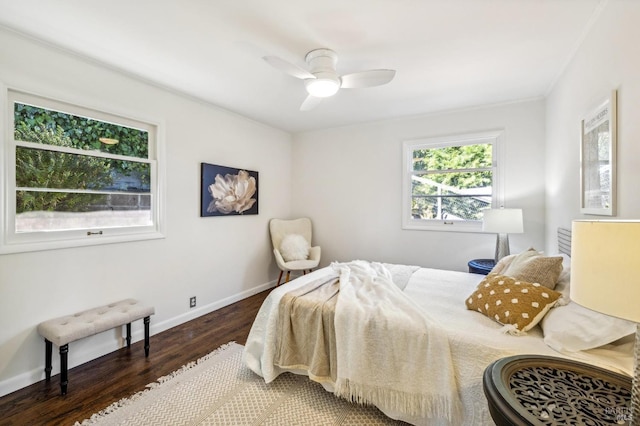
[466,274,562,334]
[489,253,516,275]
[502,248,563,289]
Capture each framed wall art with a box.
[200,163,259,217]
[580,90,617,216]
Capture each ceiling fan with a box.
[263,48,396,111]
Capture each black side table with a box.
[468,258,496,275]
[483,354,632,425]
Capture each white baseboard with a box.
[0,280,275,398]
[150,280,275,334]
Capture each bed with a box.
[243,229,635,425]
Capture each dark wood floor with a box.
[0,289,271,426]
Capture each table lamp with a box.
[571,219,640,425]
[482,208,524,262]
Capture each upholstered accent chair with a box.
[269,218,321,286]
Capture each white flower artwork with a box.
[201,163,258,216]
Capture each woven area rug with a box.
[76,342,405,425]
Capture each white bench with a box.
[37,299,154,395]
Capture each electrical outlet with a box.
[190,296,196,308]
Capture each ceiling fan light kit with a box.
[264,48,396,111]
[304,75,340,97]
[303,49,340,97]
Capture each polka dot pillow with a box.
[465,274,562,334]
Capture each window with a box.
[1,89,164,253]
[402,130,503,231]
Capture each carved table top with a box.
[483,355,632,425]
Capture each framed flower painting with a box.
[200,163,259,217]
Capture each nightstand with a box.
[483,354,632,425]
[468,258,496,275]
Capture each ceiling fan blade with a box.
[300,95,323,111]
[263,56,315,80]
[340,69,396,89]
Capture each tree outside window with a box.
[411,144,493,221]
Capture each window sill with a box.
[0,230,165,255]
[402,219,484,233]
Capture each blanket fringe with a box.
[73,341,238,425]
[334,378,459,421]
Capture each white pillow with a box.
[279,234,310,262]
[541,301,636,352]
[488,253,516,275]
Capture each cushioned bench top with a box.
[37,299,154,347]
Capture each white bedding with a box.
[244,263,633,426]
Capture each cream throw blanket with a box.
[331,261,461,421]
[274,275,340,384]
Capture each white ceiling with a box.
[0,0,604,133]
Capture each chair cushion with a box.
[279,234,310,261]
[37,299,154,347]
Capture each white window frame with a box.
[402,130,504,232]
[1,87,165,254]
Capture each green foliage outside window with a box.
[15,126,113,213]
[14,103,152,214]
[15,103,149,184]
[14,103,148,158]
[411,144,492,220]
[412,144,492,183]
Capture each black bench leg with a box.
[44,339,52,381]
[59,344,68,395]
[144,316,150,357]
[126,323,132,348]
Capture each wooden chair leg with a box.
[276,270,283,286]
[285,271,291,283]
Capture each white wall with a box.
[291,100,547,272]
[545,0,640,250]
[0,28,292,395]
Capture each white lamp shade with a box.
[482,209,524,234]
[571,220,640,323]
